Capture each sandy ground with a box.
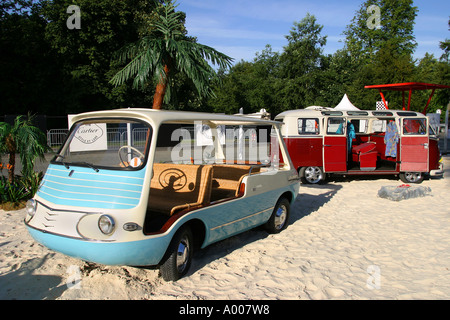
[0,155,449,300]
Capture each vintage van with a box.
[25,109,300,281]
[275,108,443,184]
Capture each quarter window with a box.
[327,117,346,135]
[297,118,319,135]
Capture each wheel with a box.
[159,226,194,281]
[265,197,290,234]
[118,145,145,167]
[299,166,324,184]
[400,172,424,184]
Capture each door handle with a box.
[422,143,429,149]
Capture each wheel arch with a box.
[279,190,295,205]
[182,218,207,250]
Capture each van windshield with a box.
[52,119,152,170]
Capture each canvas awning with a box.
[365,82,450,114]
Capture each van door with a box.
[323,117,347,172]
[400,118,429,172]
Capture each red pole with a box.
[407,88,412,111]
[422,88,435,114]
[402,91,405,110]
[379,90,389,109]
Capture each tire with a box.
[299,166,324,184]
[265,197,290,234]
[399,172,424,184]
[159,226,194,281]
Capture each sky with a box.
[176,0,450,64]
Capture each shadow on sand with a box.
[0,254,67,300]
[187,183,342,277]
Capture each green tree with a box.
[343,0,418,62]
[279,13,328,109]
[341,0,418,110]
[206,45,284,115]
[0,115,50,183]
[42,0,162,113]
[316,50,353,107]
[110,0,233,109]
[439,18,449,63]
[281,13,327,78]
[0,0,66,115]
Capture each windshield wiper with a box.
[53,153,99,172]
[55,157,99,172]
[55,153,70,169]
[71,162,100,172]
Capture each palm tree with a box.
[0,114,50,183]
[110,0,233,109]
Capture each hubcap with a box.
[405,172,421,183]
[274,205,287,230]
[305,166,322,184]
[176,236,190,273]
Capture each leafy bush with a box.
[0,172,43,210]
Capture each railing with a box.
[47,128,148,150]
[47,129,69,150]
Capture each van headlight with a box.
[98,215,115,235]
[25,199,36,222]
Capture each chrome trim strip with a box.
[25,219,116,243]
[210,207,273,231]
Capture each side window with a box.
[350,119,367,133]
[403,118,427,135]
[327,117,346,135]
[155,122,273,165]
[298,118,319,135]
[370,118,398,133]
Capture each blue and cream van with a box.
[25,109,300,281]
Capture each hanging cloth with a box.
[347,122,356,153]
[384,121,399,157]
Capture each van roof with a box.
[69,108,280,127]
[275,109,426,119]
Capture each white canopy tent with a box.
[334,94,359,111]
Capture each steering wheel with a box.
[118,145,145,167]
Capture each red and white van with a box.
[275,107,443,184]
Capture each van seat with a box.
[352,142,378,170]
[211,165,260,201]
[148,163,213,216]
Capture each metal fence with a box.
[47,129,69,150]
[47,128,148,150]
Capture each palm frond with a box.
[110,0,234,102]
[110,38,164,89]
[172,39,233,97]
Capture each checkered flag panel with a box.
[376,101,387,110]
